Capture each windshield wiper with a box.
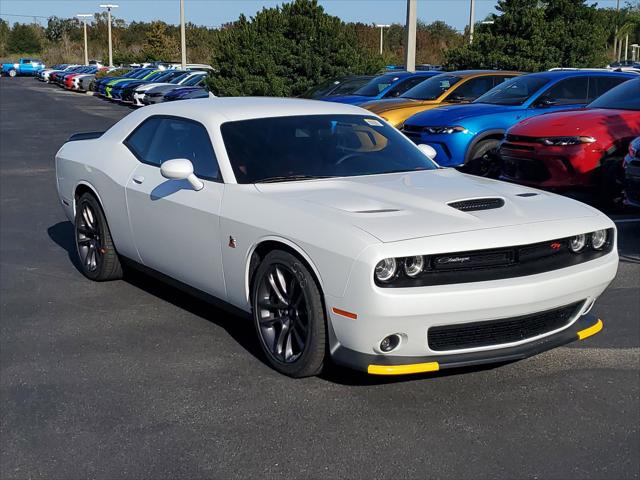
[257,175,332,183]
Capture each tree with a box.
[445,0,610,71]
[7,23,43,53]
[141,21,179,61]
[0,19,10,56]
[46,16,81,42]
[206,0,384,97]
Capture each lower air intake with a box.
[428,301,584,351]
[448,198,505,212]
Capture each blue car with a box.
[96,68,151,96]
[321,71,441,105]
[402,70,637,172]
[163,86,209,101]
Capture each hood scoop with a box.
[448,198,505,212]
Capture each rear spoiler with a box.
[67,131,104,142]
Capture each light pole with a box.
[468,0,475,44]
[375,24,390,55]
[77,14,92,66]
[180,0,186,69]
[404,0,417,72]
[99,4,119,67]
[632,44,639,62]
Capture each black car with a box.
[623,136,640,208]
[299,75,373,99]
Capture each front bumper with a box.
[332,314,602,375]
[499,142,601,189]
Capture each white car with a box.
[54,98,617,377]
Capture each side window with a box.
[447,76,495,101]
[589,76,628,100]
[537,77,589,106]
[124,117,162,163]
[384,77,428,98]
[125,116,220,181]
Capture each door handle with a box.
[132,175,145,184]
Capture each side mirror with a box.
[160,158,204,191]
[417,143,438,162]
[534,97,557,108]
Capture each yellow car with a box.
[361,70,522,128]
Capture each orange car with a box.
[361,70,521,128]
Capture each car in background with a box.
[321,71,441,105]
[300,75,374,99]
[37,64,72,82]
[109,70,169,101]
[1,58,45,77]
[117,69,188,103]
[99,69,154,98]
[133,71,207,106]
[401,70,636,174]
[623,136,640,208]
[498,78,640,203]
[361,70,521,128]
[94,68,140,95]
[59,66,98,89]
[72,67,112,92]
[56,97,615,378]
[162,85,211,102]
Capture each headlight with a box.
[591,230,607,250]
[425,126,467,135]
[404,256,425,278]
[541,136,596,146]
[569,234,586,252]
[375,258,397,282]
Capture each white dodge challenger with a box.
[55,98,617,377]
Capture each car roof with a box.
[446,70,522,77]
[142,97,367,123]
[526,70,636,79]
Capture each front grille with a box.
[502,155,550,182]
[448,198,505,212]
[505,134,541,143]
[428,301,583,351]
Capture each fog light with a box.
[591,230,607,250]
[380,334,400,352]
[375,258,397,282]
[404,255,425,278]
[569,234,586,253]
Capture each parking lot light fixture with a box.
[77,14,93,66]
[375,24,390,55]
[99,4,119,67]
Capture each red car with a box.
[499,78,640,199]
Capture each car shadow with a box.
[47,220,264,363]
[47,220,522,386]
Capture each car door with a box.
[124,115,226,298]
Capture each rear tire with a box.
[462,139,501,177]
[251,250,326,378]
[8,69,17,78]
[74,192,123,281]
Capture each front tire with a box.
[74,192,123,281]
[462,139,501,177]
[251,250,326,377]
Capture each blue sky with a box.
[0,0,625,31]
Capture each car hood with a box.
[406,103,520,125]
[255,169,598,243]
[360,98,436,114]
[509,108,640,137]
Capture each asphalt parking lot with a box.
[1,77,639,479]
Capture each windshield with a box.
[170,73,190,84]
[353,75,401,97]
[401,74,463,100]
[474,76,549,106]
[221,115,438,183]
[588,78,639,110]
[131,69,151,79]
[183,74,205,86]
